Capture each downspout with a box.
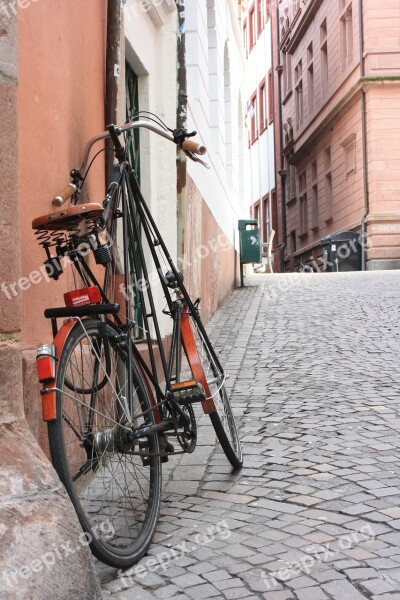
[276,3,287,273]
[176,1,187,264]
[359,0,369,270]
[105,0,122,185]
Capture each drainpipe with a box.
[105,0,122,185]
[359,0,369,270]
[276,2,287,273]
[176,1,187,263]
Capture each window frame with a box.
[299,169,308,237]
[320,19,328,98]
[249,90,258,144]
[340,0,353,70]
[249,3,256,52]
[311,160,319,230]
[324,146,333,223]
[259,77,267,133]
[268,70,273,124]
[307,43,314,116]
[295,59,303,129]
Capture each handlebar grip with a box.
[52,183,77,207]
[181,140,207,155]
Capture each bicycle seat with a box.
[32,203,104,231]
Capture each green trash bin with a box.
[238,220,261,286]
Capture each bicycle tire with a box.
[184,315,243,469]
[48,318,162,569]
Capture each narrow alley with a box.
[99,271,400,600]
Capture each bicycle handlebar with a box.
[181,139,207,155]
[52,119,208,207]
[52,183,78,208]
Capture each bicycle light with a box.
[36,343,57,383]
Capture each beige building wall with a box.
[0,2,105,598]
[278,0,400,271]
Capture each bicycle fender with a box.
[180,312,216,415]
[41,319,77,421]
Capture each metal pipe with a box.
[176,0,188,264]
[105,0,122,185]
[276,1,287,272]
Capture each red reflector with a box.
[42,388,57,421]
[37,356,55,383]
[64,286,101,307]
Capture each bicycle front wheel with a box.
[184,314,243,469]
[48,318,162,569]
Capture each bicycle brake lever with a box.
[184,150,210,169]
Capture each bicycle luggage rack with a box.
[44,303,120,319]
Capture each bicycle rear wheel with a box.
[183,314,243,469]
[48,318,162,569]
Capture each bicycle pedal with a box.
[139,440,151,467]
[171,380,206,405]
[159,434,174,463]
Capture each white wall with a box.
[245,15,276,227]
[186,0,249,251]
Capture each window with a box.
[341,133,356,175]
[268,70,273,123]
[295,60,303,128]
[262,195,269,242]
[307,43,314,115]
[249,92,258,143]
[243,19,248,56]
[271,190,277,235]
[290,230,297,254]
[340,0,353,69]
[265,0,271,22]
[254,201,260,228]
[324,147,332,222]
[257,0,263,36]
[249,4,256,51]
[300,196,308,236]
[320,20,328,97]
[289,161,296,200]
[282,51,292,98]
[299,170,308,236]
[311,160,319,230]
[259,79,267,132]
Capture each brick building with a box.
[276,0,400,272]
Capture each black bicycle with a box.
[33,114,242,569]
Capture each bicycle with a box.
[32,114,243,569]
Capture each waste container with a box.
[238,220,261,286]
[321,231,362,272]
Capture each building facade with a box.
[276,0,400,272]
[185,0,248,314]
[243,0,278,271]
[0,2,106,598]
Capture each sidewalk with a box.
[98,271,400,600]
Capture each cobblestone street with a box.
[99,271,400,600]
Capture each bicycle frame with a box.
[46,122,221,425]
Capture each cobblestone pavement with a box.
[98,271,400,600]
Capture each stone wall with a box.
[0,6,101,598]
